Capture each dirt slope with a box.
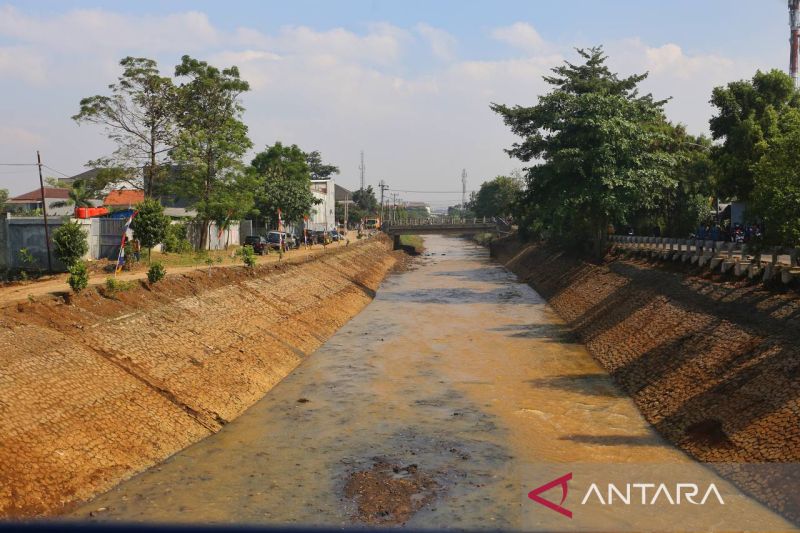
[0,238,397,517]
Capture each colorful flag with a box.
[115,212,136,276]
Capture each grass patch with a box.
[399,235,425,254]
[148,247,238,268]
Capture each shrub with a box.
[147,262,166,284]
[105,276,133,295]
[163,223,192,253]
[67,261,89,293]
[238,245,256,268]
[17,248,40,278]
[53,221,88,268]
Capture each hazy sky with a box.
[0,1,791,206]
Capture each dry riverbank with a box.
[490,235,800,521]
[0,237,398,518]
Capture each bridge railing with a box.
[609,234,800,282]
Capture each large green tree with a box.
[352,186,378,214]
[709,69,800,201]
[73,57,176,197]
[750,108,800,247]
[627,123,715,237]
[470,175,522,219]
[250,142,320,227]
[0,189,8,213]
[491,47,677,256]
[305,150,340,180]
[170,55,253,249]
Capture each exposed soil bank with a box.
[0,237,397,518]
[490,235,800,519]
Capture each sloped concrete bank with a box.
[0,238,398,518]
[490,235,800,520]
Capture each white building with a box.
[308,179,336,231]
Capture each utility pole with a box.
[359,151,366,191]
[461,169,467,219]
[791,0,800,87]
[378,180,388,224]
[36,151,53,273]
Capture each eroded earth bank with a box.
[63,235,790,530]
[0,237,397,517]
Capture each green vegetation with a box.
[16,248,39,279]
[67,261,89,293]
[0,188,7,213]
[468,175,522,219]
[162,223,192,253]
[147,262,166,284]
[73,57,176,197]
[130,198,170,262]
[52,221,88,268]
[750,109,800,247]
[105,277,134,295]
[492,48,800,252]
[171,55,254,250]
[237,245,256,268]
[399,235,424,254]
[250,142,322,228]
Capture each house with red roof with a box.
[103,189,144,209]
[6,187,74,217]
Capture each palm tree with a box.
[52,180,94,208]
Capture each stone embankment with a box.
[491,236,800,520]
[0,238,397,517]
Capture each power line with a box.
[0,163,38,166]
[388,188,477,194]
[42,165,75,178]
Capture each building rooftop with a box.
[104,189,144,207]
[9,187,70,202]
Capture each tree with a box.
[251,142,320,227]
[0,188,7,213]
[130,198,170,262]
[171,55,253,249]
[709,69,800,201]
[750,108,800,247]
[52,221,89,268]
[73,57,176,197]
[491,47,677,256]
[306,150,340,180]
[626,122,715,237]
[51,180,94,209]
[352,186,378,214]
[471,175,522,219]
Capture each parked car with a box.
[243,235,268,255]
[266,231,293,251]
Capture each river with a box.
[71,235,792,531]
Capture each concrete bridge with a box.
[382,218,507,248]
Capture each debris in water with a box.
[297,398,310,403]
[343,461,439,525]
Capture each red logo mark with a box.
[528,472,573,518]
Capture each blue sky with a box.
[0,1,792,204]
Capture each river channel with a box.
[71,235,792,531]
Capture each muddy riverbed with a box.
[70,235,792,530]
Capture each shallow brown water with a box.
[70,235,792,530]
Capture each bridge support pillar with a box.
[393,234,401,250]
